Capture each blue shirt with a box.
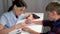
[42,18,60,34]
[0,11,25,28]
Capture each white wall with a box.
[0,0,52,19]
[24,0,52,20]
[0,0,4,16]
[24,0,37,12]
[0,0,12,16]
[0,0,55,33]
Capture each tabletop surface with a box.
[9,13,44,34]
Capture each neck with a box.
[13,10,18,16]
[13,10,18,18]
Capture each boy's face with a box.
[47,11,56,21]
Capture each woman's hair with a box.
[8,0,27,11]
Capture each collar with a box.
[56,18,60,22]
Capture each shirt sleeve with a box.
[42,20,53,26]
[48,22,60,34]
[54,23,60,34]
[0,15,8,26]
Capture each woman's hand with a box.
[15,22,27,29]
[22,26,32,32]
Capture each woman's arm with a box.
[22,26,40,34]
[29,30,40,34]
[0,22,26,34]
[0,24,15,34]
[0,24,4,30]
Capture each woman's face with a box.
[13,5,26,16]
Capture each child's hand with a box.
[24,13,33,19]
[24,13,31,19]
[25,14,33,24]
[24,13,33,24]
[25,19,33,24]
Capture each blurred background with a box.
[0,0,59,19]
[0,0,60,33]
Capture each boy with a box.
[22,2,60,34]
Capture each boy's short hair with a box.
[45,2,60,15]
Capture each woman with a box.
[0,0,32,34]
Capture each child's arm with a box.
[32,20,43,25]
[33,20,53,27]
[0,22,27,34]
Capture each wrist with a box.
[15,24,21,29]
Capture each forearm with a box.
[30,32,40,34]
[0,24,4,30]
[33,20,43,25]
[0,22,26,34]
[0,25,15,34]
[29,30,40,34]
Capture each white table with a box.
[9,25,43,34]
[9,13,44,34]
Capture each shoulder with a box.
[1,11,12,18]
